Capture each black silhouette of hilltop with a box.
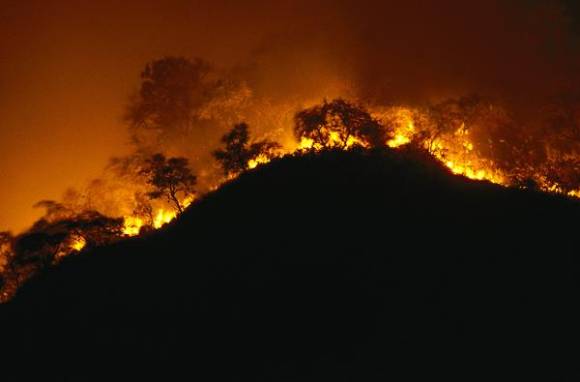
[1,147,579,381]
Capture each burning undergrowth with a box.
[1,55,579,302]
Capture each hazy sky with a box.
[1,0,579,232]
[0,1,281,231]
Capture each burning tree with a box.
[294,99,387,149]
[213,123,281,177]
[140,153,197,214]
[15,211,123,261]
[0,208,124,301]
[59,211,124,248]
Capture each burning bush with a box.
[213,123,281,177]
[139,153,197,215]
[294,99,387,150]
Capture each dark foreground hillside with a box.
[1,148,579,381]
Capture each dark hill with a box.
[2,148,579,381]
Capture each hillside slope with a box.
[2,148,579,380]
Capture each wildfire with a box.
[70,235,86,252]
[430,129,506,185]
[248,154,272,170]
[246,103,578,198]
[153,208,176,228]
[122,216,144,236]
[122,195,195,236]
[384,108,415,148]
[297,137,315,150]
[376,107,508,185]
[291,133,364,152]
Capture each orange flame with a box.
[70,236,86,252]
[122,195,195,236]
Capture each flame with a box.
[3,98,579,305]
[123,216,144,236]
[431,129,506,185]
[257,106,509,186]
[122,195,195,236]
[248,154,272,170]
[377,107,507,185]
[385,108,415,148]
[70,235,86,251]
[387,134,411,147]
[66,103,580,246]
[244,104,576,198]
[298,137,315,150]
[153,209,175,228]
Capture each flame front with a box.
[256,104,574,193]
[123,216,144,236]
[248,154,272,170]
[122,195,195,236]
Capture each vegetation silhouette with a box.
[124,56,212,147]
[213,122,280,177]
[123,55,579,193]
[294,98,387,149]
[140,153,197,214]
[1,148,578,381]
[0,207,123,301]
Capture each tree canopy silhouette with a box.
[0,209,123,301]
[213,123,280,177]
[294,98,386,149]
[140,153,196,214]
[124,56,212,146]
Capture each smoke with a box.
[39,0,580,206]
[1,0,580,232]
[136,0,580,152]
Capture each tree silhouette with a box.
[294,99,386,149]
[0,210,124,301]
[140,153,196,214]
[12,231,67,270]
[213,123,280,177]
[0,230,43,301]
[124,56,212,146]
[16,210,123,262]
[60,211,124,248]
